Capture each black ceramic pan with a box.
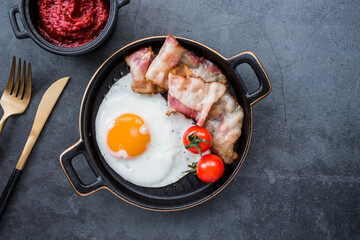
[59,36,271,211]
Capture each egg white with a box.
[95,73,199,187]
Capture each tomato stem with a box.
[184,162,197,175]
[185,132,211,160]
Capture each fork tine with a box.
[18,60,26,99]
[4,56,16,95]
[12,58,21,96]
[24,62,32,101]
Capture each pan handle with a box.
[117,0,130,9]
[59,140,105,196]
[228,51,271,105]
[8,6,29,39]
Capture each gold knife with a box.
[0,77,69,219]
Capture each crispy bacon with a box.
[193,58,227,83]
[125,47,159,94]
[167,93,199,120]
[127,35,227,94]
[204,92,244,164]
[180,49,200,68]
[180,50,227,84]
[171,63,227,84]
[145,35,184,91]
[167,68,226,126]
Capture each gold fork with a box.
[0,57,31,136]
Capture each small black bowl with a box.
[9,0,130,56]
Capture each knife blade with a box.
[16,77,69,170]
[0,77,69,219]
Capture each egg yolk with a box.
[107,113,151,159]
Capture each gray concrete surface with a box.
[0,0,359,239]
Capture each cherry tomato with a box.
[183,126,212,154]
[196,154,224,183]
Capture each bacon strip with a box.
[145,35,184,91]
[167,68,226,127]
[180,49,227,84]
[125,47,159,94]
[204,92,244,164]
[192,58,227,83]
[126,35,227,94]
[167,93,199,120]
[180,49,200,68]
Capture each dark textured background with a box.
[0,0,359,239]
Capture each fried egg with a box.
[95,73,199,187]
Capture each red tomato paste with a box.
[37,0,110,48]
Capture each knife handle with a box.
[16,134,38,170]
[0,168,22,219]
